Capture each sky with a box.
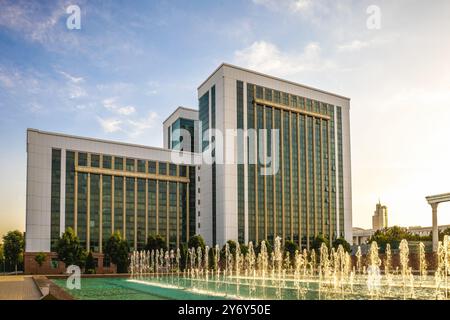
[1,0,450,238]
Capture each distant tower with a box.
[372,201,388,230]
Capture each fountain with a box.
[126,236,450,300]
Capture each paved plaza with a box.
[0,276,42,300]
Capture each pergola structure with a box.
[426,192,450,252]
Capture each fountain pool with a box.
[53,236,450,300]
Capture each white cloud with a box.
[252,0,312,13]
[58,71,84,84]
[234,41,335,77]
[337,40,371,52]
[0,1,73,46]
[97,111,158,137]
[102,97,136,115]
[127,111,158,137]
[117,106,136,115]
[337,36,397,52]
[97,117,122,133]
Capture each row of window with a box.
[245,82,344,247]
[76,152,188,177]
[254,84,332,116]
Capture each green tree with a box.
[284,240,299,258]
[145,234,167,251]
[104,232,130,273]
[56,228,86,268]
[368,226,413,251]
[179,243,188,271]
[34,252,47,267]
[255,240,273,255]
[208,246,216,270]
[188,235,206,252]
[439,227,450,241]
[332,238,351,253]
[220,240,237,261]
[0,243,4,273]
[3,230,25,274]
[311,235,329,252]
[85,251,96,274]
[239,244,249,256]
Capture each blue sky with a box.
[1,0,450,237]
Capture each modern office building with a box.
[25,129,200,273]
[25,63,352,273]
[195,64,352,248]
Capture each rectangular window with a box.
[90,154,100,168]
[114,176,124,236]
[148,161,156,174]
[50,149,61,251]
[102,175,112,249]
[179,165,187,177]
[199,91,209,152]
[148,179,157,236]
[114,157,123,170]
[103,155,112,169]
[169,163,177,176]
[137,160,146,173]
[65,151,75,231]
[126,158,135,172]
[90,174,100,252]
[78,153,87,166]
[159,162,167,175]
[126,177,135,248]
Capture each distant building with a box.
[372,201,388,230]
[352,227,374,245]
[408,224,450,237]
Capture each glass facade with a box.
[199,91,209,152]
[59,151,196,253]
[50,149,61,251]
[102,175,112,250]
[244,83,344,248]
[171,118,195,152]
[236,80,245,244]
[90,174,100,252]
[211,86,217,245]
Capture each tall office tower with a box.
[197,64,352,248]
[372,201,388,230]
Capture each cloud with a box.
[252,0,312,13]
[102,97,136,115]
[97,111,158,137]
[58,71,84,84]
[337,36,397,52]
[127,111,158,137]
[116,106,136,115]
[234,40,335,77]
[97,117,122,133]
[0,71,17,88]
[337,40,371,52]
[0,1,73,46]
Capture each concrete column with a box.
[432,203,439,252]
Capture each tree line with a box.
[53,228,351,274]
